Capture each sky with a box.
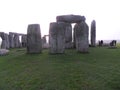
[0,0,120,40]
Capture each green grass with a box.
[0,47,120,90]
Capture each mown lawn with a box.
[0,46,120,90]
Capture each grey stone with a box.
[0,49,9,56]
[56,14,85,23]
[0,32,9,49]
[64,23,73,48]
[42,36,48,48]
[42,36,47,44]
[21,35,27,47]
[91,20,96,47]
[14,34,20,48]
[74,21,89,53]
[49,22,66,54]
[1,40,6,49]
[9,32,15,48]
[5,33,9,49]
[27,24,42,54]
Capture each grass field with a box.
[0,46,120,90]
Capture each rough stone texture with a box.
[49,22,66,54]
[5,33,9,49]
[27,24,42,54]
[0,32,9,49]
[42,36,46,45]
[1,40,6,49]
[56,14,85,23]
[64,23,73,48]
[14,34,20,48]
[21,35,27,47]
[9,32,14,48]
[91,20,96,47]
[0,49,9,56]
[42,36,48,48]
[74,21,89,53]
[73,27,76,48]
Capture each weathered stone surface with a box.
[27,24,42,54]
[42,36,49,48]
[91,20,96,47]
[56,14,85,23]
[42,36,47,45]
[64,23,73,48]
[0,49,9,55]
[9,32,15,48]
[1,40,6,49]
[0,32,9,49]
[14,34,20,48]
[21,35,27,47]
[5,33,9,49]
[49,22,66,54]
[74,21,89,53]
[65,42,74,49]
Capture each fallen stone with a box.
[0,49,9,56]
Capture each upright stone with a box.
[42,36,47,48]
[14,34,20,48]
[5,33,9,49]
[9,32,14,48]
[49,22,65,54]
[42,36,47,45]
[21,35,27,47]
[65,23,73,48]
[91,20,96,47]
[27,24,42,54]
[0,32,7,49]
[74,21,89,53]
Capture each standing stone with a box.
[5,33,9,49]
[42,36,47,44]
[14,34,20,48]
[65,23,73,49]
[42,36,47,48]
[74,21,89,53]
[9,32,14,48]
[49,22,66,54]
[27,24,42,54]
[21,35,27,47]
[0,32,7,49]
[91,20,96,47]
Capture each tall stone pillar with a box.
[21,35,27,47]
[27,24,42,54]
[14,34,20,48]
[0,32,7,49]
[49,22,66,54]
[91,20,96,47]
[65,23,73,49]
[9,32,14,48]
[1,40,6,49]
[74,21,89,53]
[5,33,9,49]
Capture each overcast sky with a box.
[0,0,120,40]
